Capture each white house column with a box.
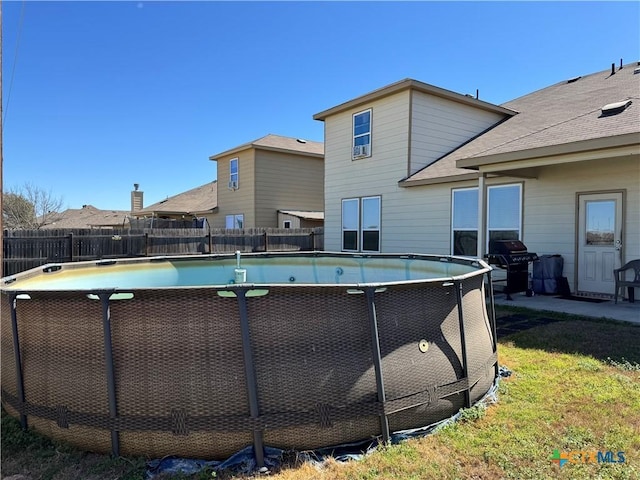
[477,173,488,258]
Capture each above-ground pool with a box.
[1,252,498,464]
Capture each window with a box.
[487,184,521,245]
[229,158,239,189]
[342,196,381,252]
[283,220,291,229]
[342,199,359,251]
[452,188,478,256]
[225,214,244,229]
[451,184,522,255]
[353,109,371,159]
[585,200,615,245]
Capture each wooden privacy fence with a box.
[2,227,324,276]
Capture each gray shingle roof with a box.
[405,62,640,183]
[209,134,323,160]
[42,205,130,229]
[137,181,217,215]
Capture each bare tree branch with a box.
[2,183,65,229]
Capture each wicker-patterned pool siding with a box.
[1,254,497,460]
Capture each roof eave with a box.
[399,172,480,187]
[252,145,324,158]
[313,78,516,121]
[456,132,640,170]
[210,142,323,161]
[136,207,217,216]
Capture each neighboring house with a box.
[277,210,324,229]
[208,134,324,229]
[313,62,640,297]
[134,181,218,225]
[41,205,130,229]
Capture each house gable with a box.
[315,79,512,252]
[409,90,507,176]
[404,62,640,184]
[209,134,324,229]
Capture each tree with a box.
[2,183,65,229]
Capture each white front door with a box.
[577,192,623,295]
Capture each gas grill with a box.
[485,240,538,300]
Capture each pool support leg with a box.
[236,288,265,468]
[486,270,499,379]
[9,293,28,430]
[365,288,391,445]
[99,293,120,457]
[454,282,471,409]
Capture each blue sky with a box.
[2,1,639,211]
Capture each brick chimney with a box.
[131,183,143,212]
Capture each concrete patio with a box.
[492,292,640,325]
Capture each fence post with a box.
[208,231,212,254]
[144,233,149,256]
[69,233,74,262]
[310,230,315,251]
[264,231,268,252]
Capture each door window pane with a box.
[586,200,615,245]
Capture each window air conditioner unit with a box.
[353,144,370,157]
[228,180,238,190]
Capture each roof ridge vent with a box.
[567,76,581,84]
[600,100,632,117]
[634,66,640,75]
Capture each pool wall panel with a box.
[1,253,497,460]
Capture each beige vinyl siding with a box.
[410,92,506,175]
[211,152,256,228]
[254,150,324,227]
[324,91,411,251]
[364,157,639,287]
[277,213,301,229]
[520,156,640,292]
[324,89,508,252]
